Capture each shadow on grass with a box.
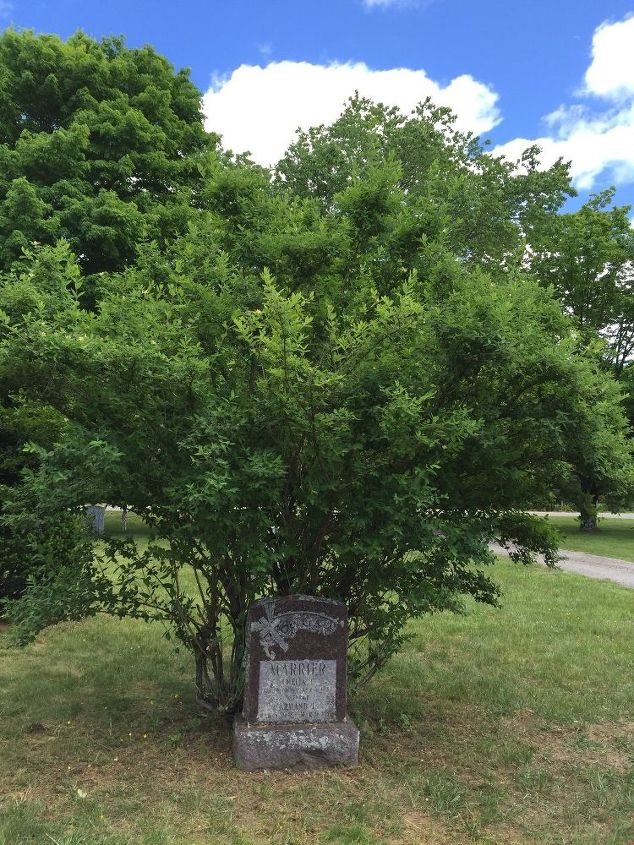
[1,559,633,844]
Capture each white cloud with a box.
[495,106,634,191]
[203,60,500,166]
[257,42,273,59]
[363,0,416,7]
[494,14,634,191]
[362,0,438,8]
[584,14,634,99]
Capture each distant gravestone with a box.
[84,505,106,536]
[233,595,359,770]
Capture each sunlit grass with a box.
[548,515,634,562]
[1,548,632,844]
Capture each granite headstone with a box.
[233,595,359,770]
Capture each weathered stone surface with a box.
[243,595,348,724]
[233,714,359,770]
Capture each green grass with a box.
[1,546,633,845]
[548,515,634,562]
[103,509,153,539]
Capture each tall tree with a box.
[276,95,573,273]
[528,190,634,527]
[0,29,219,602]
[0,29,215,277]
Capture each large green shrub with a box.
[0,87,631,710]
[2,229,628,710]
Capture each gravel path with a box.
[491,544,634,589]
[528,511,634,519]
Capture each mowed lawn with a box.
[0,521,633,844]
[547,515,634,563]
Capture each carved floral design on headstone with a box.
[250,601,344,658]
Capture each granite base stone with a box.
[233,715,359,771]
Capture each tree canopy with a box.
[0,29,214,277]
[0,28,215,602]
[530,189,634,375]
[527,189,634,525]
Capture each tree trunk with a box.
[194,632,246,715]
[580,512,598,531]
[578,484,599,532]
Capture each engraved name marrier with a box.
[257,659,337,722]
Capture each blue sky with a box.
[7,1,634,211]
